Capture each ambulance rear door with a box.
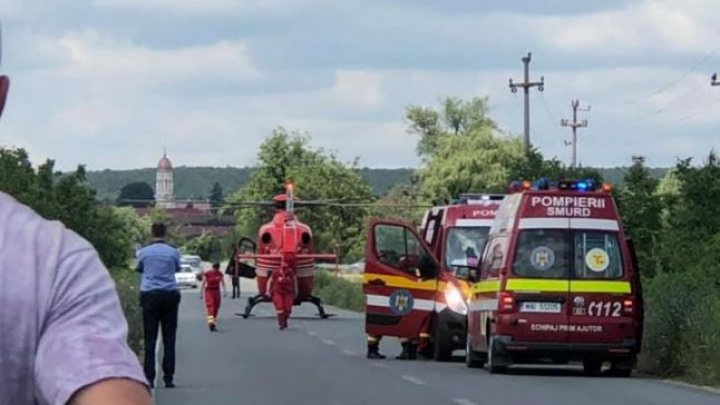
[566,220,633,345]
[505,221,571,344]
[364,219,440,338]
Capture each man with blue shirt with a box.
[136,222,182,389]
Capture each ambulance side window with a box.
[512,230,569,279]
[481,237,506,279]
[573,231,623,279]
[374,224,429,277]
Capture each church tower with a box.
[155,151,174,209]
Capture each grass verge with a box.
[314,270,365,312]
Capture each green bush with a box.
[110,268,144,358]
[639,269,720,384]
[314,270,364,312]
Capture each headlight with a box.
[444,284,468,315]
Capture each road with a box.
[155,279,719,405]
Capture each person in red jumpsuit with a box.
[201,262,226,332]
[269,262,295,330]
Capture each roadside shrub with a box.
[639,269,719,380]
[110,267,143,358]
[314,270,364,312]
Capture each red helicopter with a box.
[226,183,339,319]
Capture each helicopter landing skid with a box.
[295,295,334,319]
[240,294,272,319]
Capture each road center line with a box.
[343,349,357,356]
[307,331,317,337]
[401,375,426,386]
[370,362,389,368]
[453,399,479,405]
[321,339,336,346]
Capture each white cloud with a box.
[93,0,315,14]
[44,31,259,88]
[332,70,384,109]
[534,0,720,55]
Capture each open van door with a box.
[364,219,440,338]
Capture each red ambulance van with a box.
[466,179,643,376]
[417,194,504,361]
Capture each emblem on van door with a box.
[389,289,414,316]
[530,246,555,271]
[573,296,586,315]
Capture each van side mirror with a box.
[418,255,437,280]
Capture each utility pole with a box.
[561,100,590,169]
[509,52,544,155]
[712,73,719,86]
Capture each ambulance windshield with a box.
[445,227,489,277]
[512,229,623,279]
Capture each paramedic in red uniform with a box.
[201,262,226,331]
[269,261,296,330]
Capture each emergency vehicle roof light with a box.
[457,193,505,204]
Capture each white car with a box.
[175,265,198,288]
[181,255,203,280]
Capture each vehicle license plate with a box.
[520,302,561,313]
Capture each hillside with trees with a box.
[86,165,666,203]
[85,166,414,202]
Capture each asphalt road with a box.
[155,279,720,405]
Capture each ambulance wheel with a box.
[582,359,603,375]
[487,335,508,374]
[465,338,484,369]
[609,360,634,378]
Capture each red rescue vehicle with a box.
[417,194,504,360]
[465,179,643,376]
[363,194,504,361]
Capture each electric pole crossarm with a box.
[712,72,719,86]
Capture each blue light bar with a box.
[509,178,601,192]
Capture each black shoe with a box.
[396,342,416,360]
[210,323,217,332]
[165,381,175,388]
[409,343,418,360]
[367,350,386,359]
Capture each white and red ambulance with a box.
[362,195,504,361]
[417,194,504,361]
[465,179,644,376]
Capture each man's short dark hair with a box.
[151,222,166,238]
[212,262,220,269]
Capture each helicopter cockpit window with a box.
[374,224,426,277]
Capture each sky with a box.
[1,0,720,171]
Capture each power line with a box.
[623,48,720,105]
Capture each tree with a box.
[658,152,720,275]
[228,127,373,261]
[405,96,498,157]
[117,182,155,207]
[617,160,663,278]
[209,182,224,208]
[418,126,525,202]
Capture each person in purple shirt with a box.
[0,54,151,404]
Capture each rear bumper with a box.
[176,280,198,288]
[435,309,467,349]
[495,336,638,361]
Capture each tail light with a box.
[498,291,515,313]
[623,297,634,314]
